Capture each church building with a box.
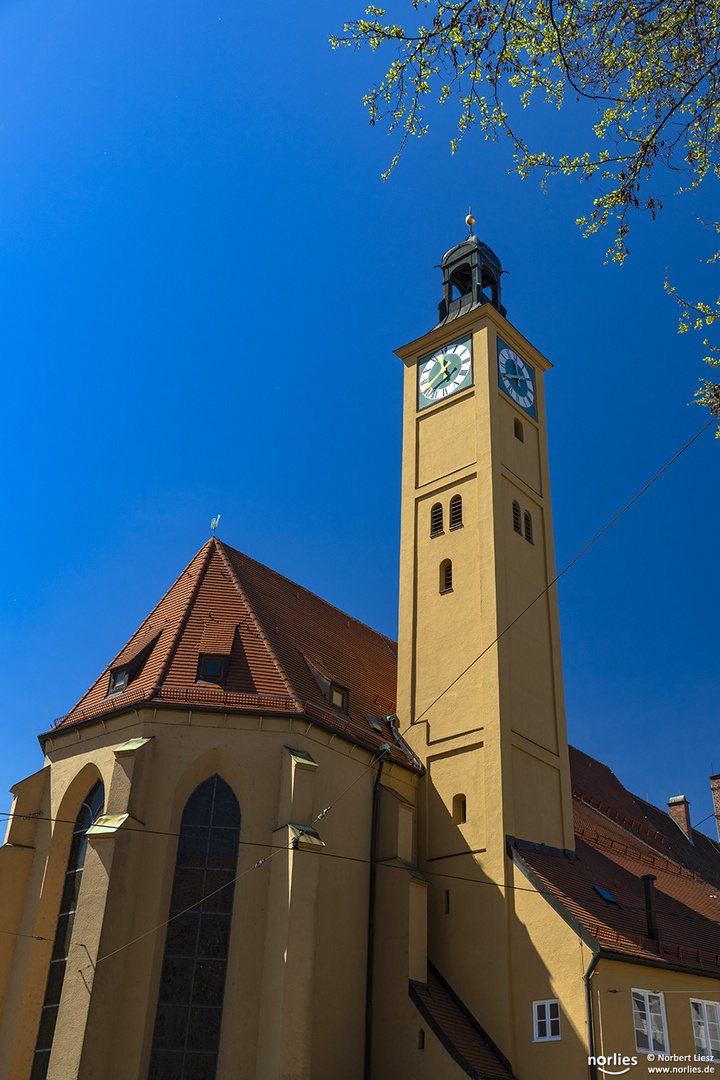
[2,225,720,1079]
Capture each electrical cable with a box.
[405,413,718,733]
[76,753,382,971]
[4,810,720,950]
[3,417,716,972]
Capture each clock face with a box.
[418,337,473,410]
[497,339,536,417]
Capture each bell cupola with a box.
[437,214,506,325]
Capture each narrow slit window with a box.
[524,511,534,544]
[430,503,443,536]
[444,890,450,915]
[440,559,453,593]
[452,794,467,825]
[512,501,521,533]
[449,494,463,529]
[514,417,524,442]
[418,1029,425,1050]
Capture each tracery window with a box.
[31,781,105,1080]
[148,775,241,1080]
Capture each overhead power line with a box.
[2,418,716,974]
[407,414,717,732]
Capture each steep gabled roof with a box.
[570,746,720,888]
[411,963,515,1079]
[516,748,720,976]
[47,539,414,768]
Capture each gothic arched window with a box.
[148,775,241,1080]
[430,503,444,536]
[449,495,463,529]
[31,780,105,1080]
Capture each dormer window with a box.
[330,684,348,713]
[302,653,349,714]
[108,668,129,696]
[197,654,228,686]
[105,628,163,698]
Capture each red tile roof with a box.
[410,963,515,1078]
[517,750,720,975]
[42,540,720,973]
[47,539,415,768]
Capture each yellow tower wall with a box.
[396,301,574,1062]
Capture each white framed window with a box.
[691,999,720,1060]
[632,989,669,1054]
[533,999,561,1041]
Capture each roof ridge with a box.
[147,539,217,699]
[65,540,215,717]
[215,539,301,708]
[219,540,397,649]
[577,824,700,881]
[573,786,667,844]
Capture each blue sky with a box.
[1,0,718,835]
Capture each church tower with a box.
[396,219,574,1048]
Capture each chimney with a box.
[668,795,692,839]
[641,874,662,942]
[710,775,720,842]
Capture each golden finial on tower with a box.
[465,208,475,236]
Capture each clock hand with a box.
[426,359,451,389]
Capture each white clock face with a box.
[498,344,535,415]
[418,340,472,409]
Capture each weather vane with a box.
[210,514,221,536]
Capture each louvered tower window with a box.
[148,775,241,1080]
[430,503,443,536]
[524,511,534,544]
[512,501,521,533]
[31,781,105,1080]
[449,495,463,529]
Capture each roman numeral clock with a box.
[497,338,536,417]
[417,335,473,408]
